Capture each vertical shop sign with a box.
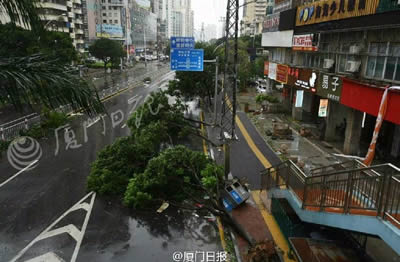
[295,90,304,107]
[318,99,328,117]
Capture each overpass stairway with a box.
[261,159,400,255]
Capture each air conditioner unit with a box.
[323,59,334,69]
[349,45,361,54]
[345,61,361,72]
[398,0,400,5]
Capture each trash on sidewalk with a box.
[245,240,280,262]
[156,202,169,213]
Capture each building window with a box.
[365,42,400,81]
[114,20,118,24]
[109,20,113,24]
[114,12,117,17]
[103,20,107,23]
[102,13,106,16]
[102,6,105,10]
[109,6,112,10]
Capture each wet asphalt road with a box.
[0,63,222,262]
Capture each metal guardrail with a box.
[262,160,400,228]
[0,67,171,142]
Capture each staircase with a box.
[261,159,400,255]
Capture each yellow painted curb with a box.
[200,109,229,260]
[225,95,295,261]
[252,191,296,262]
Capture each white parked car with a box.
[256,85,267,94]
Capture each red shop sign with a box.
[340,78,400,125]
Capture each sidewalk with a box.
[201,101,295,261]
[200,87,366,261]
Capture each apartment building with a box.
[164,0,193,38]
[240,0,274,36]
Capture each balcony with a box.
[75,18,83,24]
[73,8,82,15]
[76,39,85,44]
[40,2,68,11]
[41,14,68,23]
[70,32,75,39]
[68,12,74,18]
[66,1,72,8]
[73,0,81,4]
[75,28,84,35]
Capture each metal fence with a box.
[261,160,400,229]
[0,67,172,142]
[0,114,41,141]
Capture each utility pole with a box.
[219,0,257,179]
[144,26,147,67]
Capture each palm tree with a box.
[0,0,104,115]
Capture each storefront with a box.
[316,73,350,144]
[340,79,400,159]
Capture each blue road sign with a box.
[230,190,243,204]
[170,48,204,72]
[170,36,195,49]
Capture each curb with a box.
[229,230,243,262]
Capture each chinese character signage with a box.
[96,24,123,38]
[268,62,277,80]
[276,64,289,84]
[296,0,380,26]
[263,13,280,32]
[319,99,329,117]
[170,37,195,49]
[170,49,204,72]
[293,34,318,51]
[317,74,343,101]
[294,69,318,93]
[264,61,269,76]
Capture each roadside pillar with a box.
[324,101,337,141]
[390,125,400,158]
[343,109,363,155]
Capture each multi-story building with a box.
[164,0,193,38]
[241,0,274,36]
[86,0,125,44]
[262,0,400,163]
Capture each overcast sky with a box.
[192,0,244,38]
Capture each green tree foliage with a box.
[88,91,189,196]
[123,145,224,208]
[0,6,103,114]
[89,38,125,71]
[127,91,188,139]
[252,57,265,79]
[0,23,77,64]
[0,0,42,32]
[0,55,104,115]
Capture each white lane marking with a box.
[210,149,215,160]
[85,116,101,128]
[11,192,96,262]
[0,160,38,189]
[25,252,65,262]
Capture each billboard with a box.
[96,24,123,38]
[135,0,151,10]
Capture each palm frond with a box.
[0,54,104,116]
[0,0,42,31]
